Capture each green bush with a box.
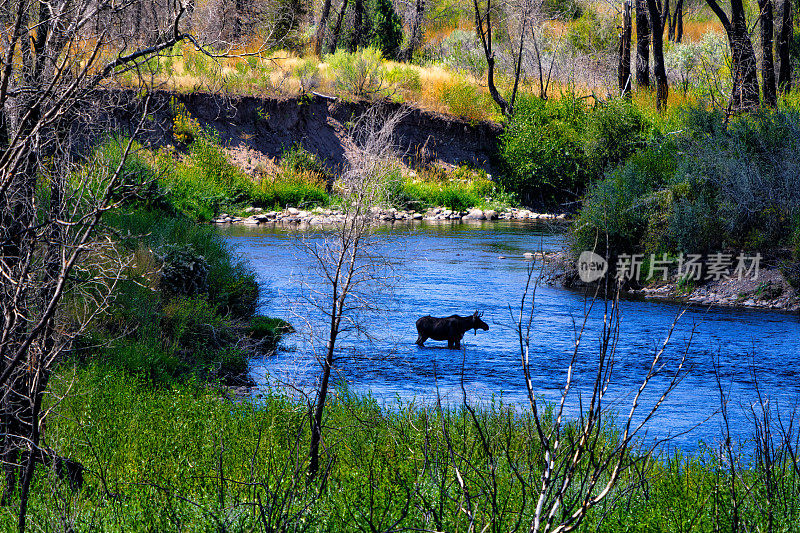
[437,76,494,122]
[249,316,294,346]
[573,105,800,259]
[400,167,496,211]
[157,131,256,220]
[325,48,386,98]
[584,98,653,175]
[498,93,589,206]
[384,64,422,94]
[565,10,617,53]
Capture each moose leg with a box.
[415,335,426,346]
[453,339,461,349]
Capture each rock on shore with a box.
[212,206,571,226]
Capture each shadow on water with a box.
[220,220,800,454]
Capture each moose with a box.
[415,311,489,349]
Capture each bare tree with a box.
[304,106,406,479]
[436,264,691,532]
[618,0,633,97]
[776,0,793,93]
[758,0,778,106]
[0,0,289,527]
[705,0,761,111]
[635,0,651,87]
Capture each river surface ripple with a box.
[221,221,800,454]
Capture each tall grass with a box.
[20,363,800,531]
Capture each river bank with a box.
[212,205,571,225]
[547,252,800,312]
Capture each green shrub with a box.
[498,93,589,206]
[399,167,496,211]
[279,144,331,182]
[565,10,616,53]
[437,76,494,122]
[293,58,320,93]
[249,316,294,346]
[384,64,422,94]
[159,245,210,297]
[158,131,255,220]
[584,98,653,174]
[325,48,386,98]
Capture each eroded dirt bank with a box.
[110,90,502,173]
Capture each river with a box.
[221,221,800,454]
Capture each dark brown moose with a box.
[415,311,489,349]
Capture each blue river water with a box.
[220,221,800,454]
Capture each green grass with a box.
[14,364,800,531]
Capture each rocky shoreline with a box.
[212,206,571,225]
[546,252,800,313]
[629,267,800,312]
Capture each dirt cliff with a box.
[112,91,503,174]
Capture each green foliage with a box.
[383,64,422,94]
[279,144,331,182]
[437,75,494,122]
[158,131,256,220]
[573,105,800,258]
[565,10,617,53]
[95,208,265,383]
[25,365,800,531]
[399,166,497,211]
[325,48,386,98]
[584,98,652,175]
[370,0,403,60]
[292,58,319,93]
[248,316,294,345]
[542,0,583,19]
[499,93,589,206]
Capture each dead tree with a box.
[635,0,651,87]
[776,0,793,93]
[619,0,633,97]
[758,0,778,106]
[304,107,405,479]
[0,0,269,529]
[706,0,761,111]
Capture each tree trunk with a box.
[758,0,777,106]
[674,0,684,42]
[400,0,425,62]
[328,0,350,53]
[347,0,365,51]
[473,0,511,116]
[619,0,633,97]
[776,0,792,92]
[313,0,333,56]
[635,0,651,87]
[706,0,761,111]
[647,0,668,109]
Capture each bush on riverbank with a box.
[79,207,287,385]
[497,93,657,208]
[397,165,510,211]
[572,104,800,264]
